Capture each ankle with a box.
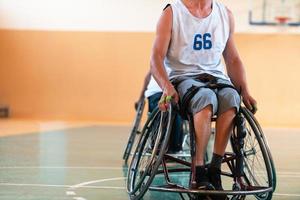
[195,165,207,182]
[210,153,223,169]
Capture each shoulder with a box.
[225,7,235,34]
[214,1,234,25]
[156,5,173,30]
[225,7,234,21]
[161,4,173,19]
[214,1,234,20]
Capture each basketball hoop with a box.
[275,16,290,25]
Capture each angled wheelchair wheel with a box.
[127,105,175,200]
[231,107,276,200]
[243,108,277,193]
[123,100,146,162]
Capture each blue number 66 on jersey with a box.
[193,33,212,50]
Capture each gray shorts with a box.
[176,77,241,116]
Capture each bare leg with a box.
[193,105,213,166]
[214,108,236,156]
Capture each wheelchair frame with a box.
[123,100,146,162]
[126,104,276,200]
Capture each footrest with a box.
[149,184,272,195]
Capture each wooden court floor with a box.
[0,120,299,200]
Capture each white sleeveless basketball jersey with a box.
[165,0,230,80]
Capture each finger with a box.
[158,98,165,105]
[159,103,166,111]
[164,96,172,110]
[243,99,253,111]
[158,94,167,111]
[158,94,166,104]
[165,95,172,103]
[164,102,170,110]
[251,103,258,114]
[248,97,257,114]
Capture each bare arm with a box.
[138,70,151,100]
[134,70,151,109]
[223,9,257,112]
[150,6,179,110]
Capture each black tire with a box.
[127,105,175,200]
[123,100,145,162]
[243,108,277,192]
[231,107,276,200]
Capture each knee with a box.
[219,88,240,103]
[220,107,236,118]
[218,88,241,115]
[193,105,213,126]
[190,89,218,115]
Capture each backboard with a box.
[249,0,300,26]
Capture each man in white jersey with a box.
[150,0,257,196]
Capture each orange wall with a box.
[0,29,299,127]
[234,34,300,127]
[0,30,153,122]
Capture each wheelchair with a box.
[126,88,276,200]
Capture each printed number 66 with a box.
[193,33,212,50]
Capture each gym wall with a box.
[0,0,299,127]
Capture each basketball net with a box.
[275,16,290,32]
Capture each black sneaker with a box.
[192,166,215,200]
[195,166,215,190]
[207,167,223,190]
[207,167,228,200]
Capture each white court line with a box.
[274,193,300,197]
[71,186,124,189]
[66,191,76,196]
[0,183,125,190]
[70,177,126,189]
[0,183,71,188]
[272,171,300,175]
[0,166,125,170]
[73,197,86,200]
[276,175,300,178]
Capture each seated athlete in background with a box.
[135,68,183,153]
